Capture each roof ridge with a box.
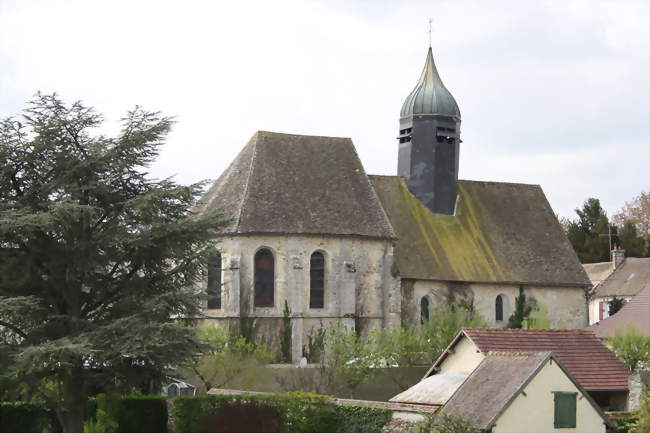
[255,130,352,140]
[458,179,541,188]
[464,327,596,333]
[235,132,260,233]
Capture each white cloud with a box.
[0,0,647,219]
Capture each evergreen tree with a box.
[507,287,533,329]
[608,297,626,316]
[566,198,612,263]
[0,94,221,433]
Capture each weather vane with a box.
[428,18,432,47]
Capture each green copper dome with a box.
[400,47,460,119]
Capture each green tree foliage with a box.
[280,300,292,363]
[419,301,488,364]
[414,413,481,433]
[0,94,222,433]
[609,296,627,316]
[619,222,647,258]
[566,196,650,262]
[181,327,275,393]
[637,386,650,433]
[566,198,613,263]
[607,327,650,371]
[508,287,533,329]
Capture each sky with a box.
[1,0,648,219]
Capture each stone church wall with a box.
[201,234,401,362]
[403,279,587,329]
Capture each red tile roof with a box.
[461,328,630,391]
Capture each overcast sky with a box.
[1,0,648,218]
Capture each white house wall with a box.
[493,360,607,433]
[437,336,484,375]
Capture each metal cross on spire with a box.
[428,18,432,47]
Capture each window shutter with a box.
[554,392,577,428]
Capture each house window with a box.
[309,251,325,309]
[421,297,430,323]
[554,392,577,428]
[495,295,503,321]
[207,253,221,309]
[254,248,274,307]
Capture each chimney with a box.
[612,245,626,269]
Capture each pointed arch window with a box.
[207,253,222,309]
[495,295,504,321]
[310,252,325,309]
[254,248,274,307]
[420,297,430,323]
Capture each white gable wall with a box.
[493,360,606,433]
[438,335,484,375]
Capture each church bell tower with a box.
[398,46,461,215]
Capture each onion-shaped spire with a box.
[400,47,460,119]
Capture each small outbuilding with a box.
[440,352,612,433]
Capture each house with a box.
[393,328,631,411]
[195,46,590,361]
[585,248,650,324]
[587,286,650,338]
[440,352,611,433]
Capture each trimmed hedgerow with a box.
[85,395,167,433]
[335,405,393,433]
[0,402,58,433]
[171,392,393,433]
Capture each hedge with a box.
[1,396,166,433]
[170,392,393,433]
[0,402,60,433]
[86,395,167,433]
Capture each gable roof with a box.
[426,328,630,391]
[583,261,614,287]
[588,286,650,338]
[198,131,396,239]
[593,258,650,298]
[441,352,612,430]
[369,175,589,286]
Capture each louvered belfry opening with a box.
[254,248,275,307]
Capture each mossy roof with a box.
[369,176,589,286]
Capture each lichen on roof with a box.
[369,175,589,286]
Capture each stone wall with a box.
[200,233,400,361]
[403,279,588,329]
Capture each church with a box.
[196,47,590,362]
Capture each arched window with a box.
[254,248,274,307]
[310,252,325,309]
[420,297,430,323]
[495,295,503,321]
[207,253,221,309]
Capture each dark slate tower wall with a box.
[398,47,461,215]
[398,115,460,214]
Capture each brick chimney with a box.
[612,245,626,269]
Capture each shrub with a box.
[414,413,480,433]
[0,402,58,433]
[84,395,167,433]
[607,326,650,371]
[170,392,392,433]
